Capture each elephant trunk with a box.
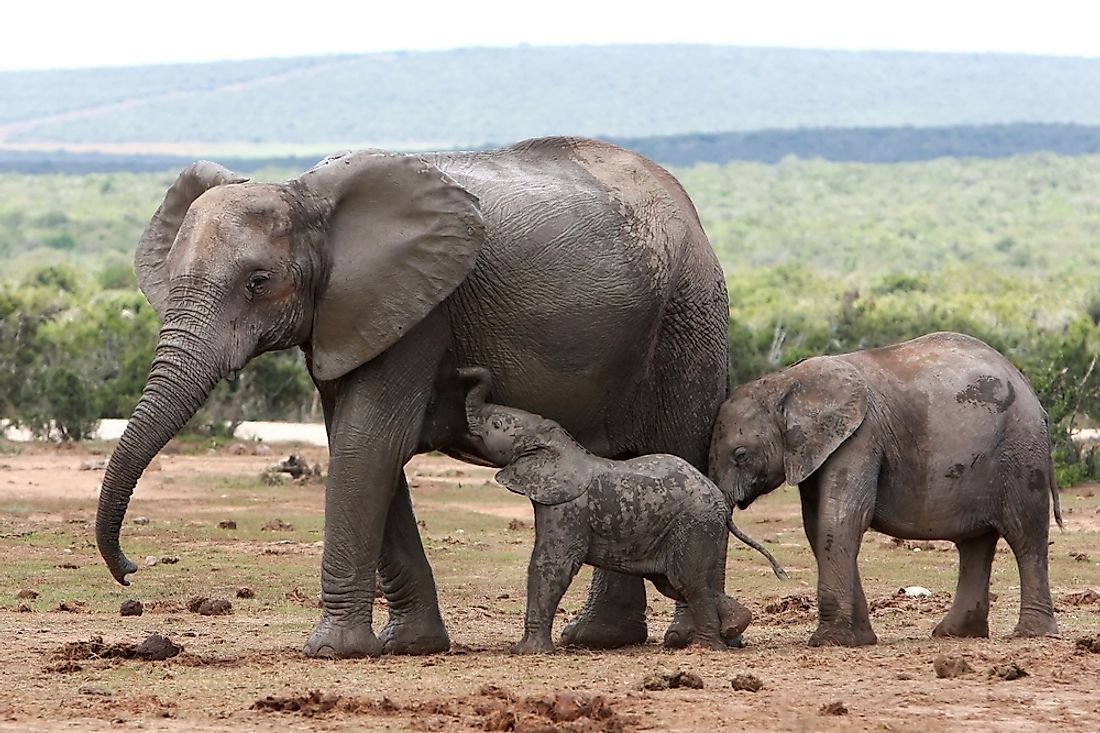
[96,317,227,585]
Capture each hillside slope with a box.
[3,45,1100,150]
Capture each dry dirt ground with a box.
[0,438,1098,732]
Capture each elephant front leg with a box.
[513,516,583,655]
[377,474,450,654]
[303,317,449,659]
[802,480,878,647]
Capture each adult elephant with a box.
[95,136,730,658]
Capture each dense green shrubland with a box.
[1,153,1098,480]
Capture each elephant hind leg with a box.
[559,571,648,649]
[1004,527,1058,637]
[932,531,998,638]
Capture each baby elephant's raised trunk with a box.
[728,517,788,579]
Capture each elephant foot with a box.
[1011,613,1058,638]
[378,610,451,655]
[561,613,647,649]
[808,623,877,648]
[662,609,695,649]
[932,609,989,639]
[510,635,555,655]
[304,616,383,659]
[692,633,730,651]
[718,595,753,641]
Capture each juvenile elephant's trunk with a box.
[96,319,227,585]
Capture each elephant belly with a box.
[871,465,1000,541]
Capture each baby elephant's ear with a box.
[779,358,868,486]
[496,451,592,506]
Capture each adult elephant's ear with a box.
[496,423,593,506]
[135,162,248,319]
[299,151,485,381]
[778,358,868,486]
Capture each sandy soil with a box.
[0,441,1098,732]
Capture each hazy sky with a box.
[2,0,1097,71]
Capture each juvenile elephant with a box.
[709,332,1062,647]
[95,137,730,658]
[462,367,786,653]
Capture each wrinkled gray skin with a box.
[461,367,785,653]
[710,332,1063,647]
[95,137,730,658]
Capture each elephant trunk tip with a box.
[95,520,139,586]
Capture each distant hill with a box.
[3,45,1100,152]
[3,123,1100,174]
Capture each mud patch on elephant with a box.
[955,375,1015,413]
[251,685,633,731]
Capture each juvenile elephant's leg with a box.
[513,513,583,655]
[377,475,449,654]
[559,571,648,648]
[303,317,448,659]
[932,532,998,638]
[1004,523,1058,637]
[803,477,878,647]
[671,579,725,650]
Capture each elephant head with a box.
[709,357,868,508]
[460,367,592,505]
[96,152,486,584]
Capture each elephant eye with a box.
[491,418,503,430]
[732,446,748,464]
[246,271,271,293]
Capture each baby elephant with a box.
[460,367,785,654]
[710,332,1062,647]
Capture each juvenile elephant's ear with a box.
[779,358,868,486]
[299,151,486,381]
[136,162,248,319]
[496,423,594,505]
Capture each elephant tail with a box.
[727,515,788,580]
[1049,454,1065,531]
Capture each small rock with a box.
[1070,552,1090,562]
[144,556,159,567]
[120,600,143,616]
[17,603,32,613]
[640,673,669,691]
[820,701,848,716]
[228,443,248,455]
[78,685,112,696]
[236,587,255,599]
[135,634,181,660]
[252,443,273,456]
[217,520,237,530]
[261,518,294,532]
[904,586,932,597]
[730,673,764,692]
[15,589,38,600]
[78,460,107,471]
[934,654,974,678]
[989,663,1028,680]
[159,555,180,565]
[58,600,85,613]
[132,516,150,526]
[507,518,528,531]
